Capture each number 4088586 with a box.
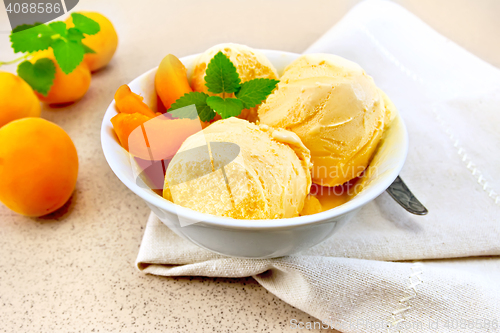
[6,2,61,14]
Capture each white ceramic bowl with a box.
[101,50,408,259]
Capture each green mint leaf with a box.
[204,51,240,94]
[17,58,56,96]
[52,39,84,74]
[48,22,67,37]
[169,92,216,122]
[67,28,84,42]
[82,44,96,54]
[71,13,100,35]
[206,96,243,119]
[10,23,57,53]
[235,78,279,109]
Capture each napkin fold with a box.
[136,1,500,331]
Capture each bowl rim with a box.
[101,49,408,230]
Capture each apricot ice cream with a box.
[190,43,279,122]
[258,54,392,187]
[163,118,312,219]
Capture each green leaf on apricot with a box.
[17,58,56,96]
[82,44,96,54]
[10,23,57,53]
[52,39,85,74]
[67,28,85,42]
[71,13,100,35]
[48,22,67,37]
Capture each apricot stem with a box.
[0,53,32,67]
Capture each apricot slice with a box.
[155,54,192,110]
[114,85,157,118]
[111,112,202,161]
[300,195,322,216]
[128,116,203,161]
[110,112,151,152]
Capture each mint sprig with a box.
[3,13,100,95]
[236,78,280,109]
[206,96,243,119]
[204,51,241,94]
[169,92,216,122]
[168,51,279,122]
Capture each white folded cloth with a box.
[136,1,500,331]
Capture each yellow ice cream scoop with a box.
[258,54,392,187]
[190,43,279,122]
[164,118,312,219]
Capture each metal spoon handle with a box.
[386,176,428,215]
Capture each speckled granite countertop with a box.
[1,0,499,332]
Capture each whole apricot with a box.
[31,49,91,105]
[66,12,118,72]
[0,118,79,217]
[0,72,41,128]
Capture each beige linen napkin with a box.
[136,1,500,331]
